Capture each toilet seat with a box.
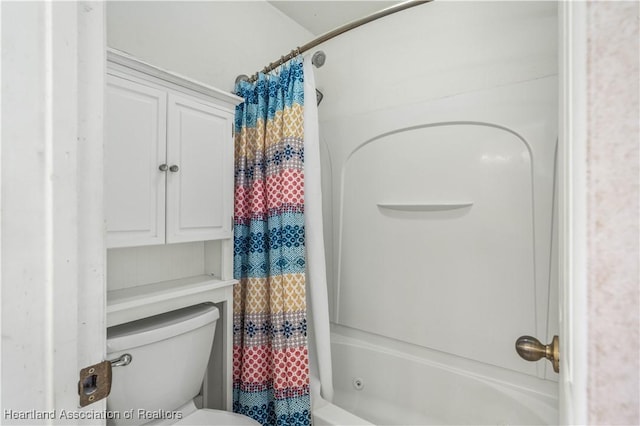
[175,409,260,425]
[144,401,260,426]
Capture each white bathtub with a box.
[314,331,558,426]
[313,401,373,426]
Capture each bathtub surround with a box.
[309,2,562,423]
[232,57,310,426]
[319,74,559,424]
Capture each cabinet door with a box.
[105,75,167,248]
[166,94,233,243]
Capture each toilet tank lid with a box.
[107,303,219,353]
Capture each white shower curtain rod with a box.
[245,0,432,83]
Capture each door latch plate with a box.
[78,360,112,407]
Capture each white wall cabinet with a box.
[105,49,243,410]
[106,51,241,248]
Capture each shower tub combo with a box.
[311,76,559,425]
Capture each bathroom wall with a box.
[107,1,314,91]
[313,0,560,388]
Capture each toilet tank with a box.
[106,303,219,425]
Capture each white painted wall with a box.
[107,1,314,91]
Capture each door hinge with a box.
[78,360,112,407]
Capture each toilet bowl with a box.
[106,303,259,426]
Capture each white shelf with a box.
[107,275,237,327]
[377,202,473,212]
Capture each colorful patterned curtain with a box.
[232,57,310,426]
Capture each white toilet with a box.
[106,303,260,426]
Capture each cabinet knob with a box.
[169,165,180,172]
[158,164,168,172]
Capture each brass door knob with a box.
[515,335,559,373]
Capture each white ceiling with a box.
[267,1,400,36]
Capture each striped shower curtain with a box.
[232,57,311,426]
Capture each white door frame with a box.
[1,2,106,422]
[558,2,588,424]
